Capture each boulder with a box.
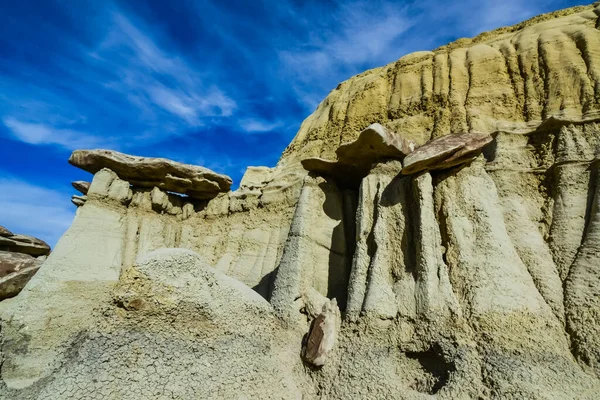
[69,149,232,199]
[302,299,340,367]
[0,251,43,300]
[71,181,91,195]
[0,266,41,300]
[302,123,414,186]
[0,251,40,277]
[0,234,51,257]
[401,132,493,175]
[0,225,12,237]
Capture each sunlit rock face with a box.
[3,4,600,399]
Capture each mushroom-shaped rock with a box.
[69,149,232,199]
[0,225,13,237]
[402,132,493,175]
[0,251,42,300]
[0,234,51,257]
[71,181,91,195]
[302,124,415,186]
[302,298,340,367]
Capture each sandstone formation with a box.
[0,226,12,237]
[0,227,49,300]
[302,123,414,186]
[71,180,90,195]
[401,132,494,174]
[71,195,87,207]
[2,4,600,399]
[69,149,232,199]
[0,234,50,257]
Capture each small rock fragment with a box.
[71,195,87,207]
[71,181,91,195]
[302,298,340,367]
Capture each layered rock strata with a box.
[302,123,415,186]
[2,4,600,400]
[69,149,232,199]
[0,226,49,300]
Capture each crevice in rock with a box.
[406,345,454,395]
[360,186,381,313]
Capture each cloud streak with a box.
[0,174,74,247]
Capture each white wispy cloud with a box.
[0,175,74,247]
[2,117,104,150]
[238,118,283,133]
[94,11,237,125]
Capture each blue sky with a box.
[0,0,590,246]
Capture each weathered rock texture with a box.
[69,149,232,199]
[3,4,600,400]
[302,123,415,186]
[402,132,493,174]
[0,235,50,257]
[0,227,49,300]
[0,226,13,237]
[71,181,90,195]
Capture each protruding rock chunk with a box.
[69,149,232,199]
[71,195,87,207]
[0,251,42,300]
[0,225,13,237]
[302,298,340,367]
[0,234,51,257]
[71,181,91,195]
[402,132,493,175]
[302,123,415,186]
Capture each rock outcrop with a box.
[401,132,493,174]
[0,226,49,300]
[0,233,50,257]
[69,149,232,199]
[71,195,87,207]
[302,123,415,186]
[3,4,600,400]
[0,253,41,300]
[71,181,90,195]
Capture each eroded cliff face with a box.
[2,4,600,400]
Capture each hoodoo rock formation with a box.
[2,3,600,399]
[69,149,232,200]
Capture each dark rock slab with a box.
[401,132,494,175]
[0,225,12,237]
[0,235,51,257]
[72,181,91,195]
[0,263,41,300]
[72,195,87,207]
[302,124,415,186]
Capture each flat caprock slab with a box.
[69,149,232,199]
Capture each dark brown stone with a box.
[401,132,494,175]
[302,123,414,186]
[72,181,91,195]
[0,235,51,257]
